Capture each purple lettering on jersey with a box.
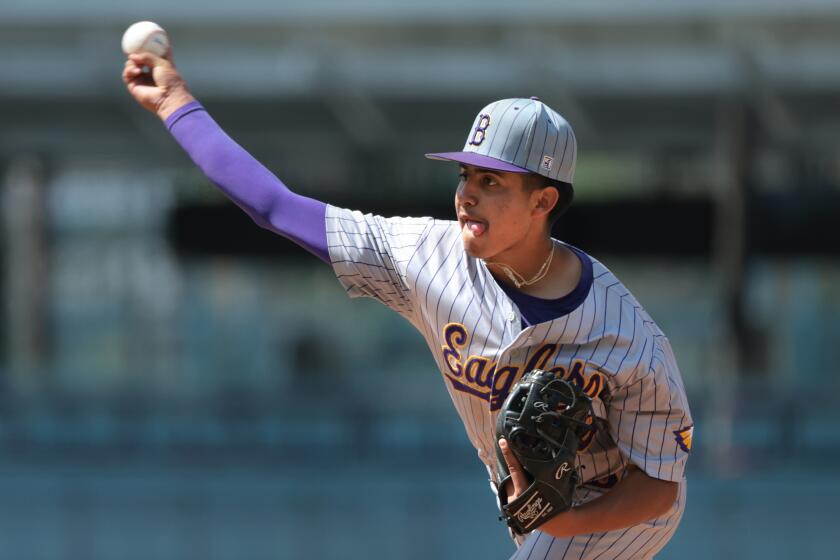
[489,365,519,410]
[464,355,493,386]
[441,322,517,409]
[524,343,558,372]
[582,371,605,399]
[438,325,614,413]
[566,360,586,389]
[442,322,467,378]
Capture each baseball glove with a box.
[494,369,595,534]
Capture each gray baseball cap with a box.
[425,97,576,183]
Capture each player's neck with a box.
[520,243,581,299]
[484,233,552,285]
[485,234,582,299]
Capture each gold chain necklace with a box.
[485,241,555,289]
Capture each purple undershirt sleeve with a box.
[165,101,330,263]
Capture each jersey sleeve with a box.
[607,337,693,482]
[325,204,434,318]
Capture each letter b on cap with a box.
[469,114,491,146]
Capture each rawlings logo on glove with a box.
[513,495,551,528]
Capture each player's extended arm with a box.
[499,439,679,538]
[122,52,329,263]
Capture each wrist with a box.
[157,89,197,122]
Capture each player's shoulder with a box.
[326,204,453,235]
[580,249,666,341]
[325,205,461,264]
[567,251,672,383]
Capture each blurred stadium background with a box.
[2,1,840,558]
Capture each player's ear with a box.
[531,185,559,219]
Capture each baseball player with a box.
[123,49,693,559]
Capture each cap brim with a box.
[424,151,531,174]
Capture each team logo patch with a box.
[541,155,554,171]
[469,114,491,146]
[674,425,694,453]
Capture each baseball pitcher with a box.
[123,41,693,559]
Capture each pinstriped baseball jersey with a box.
[326,204,692,558]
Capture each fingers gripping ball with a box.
[121,21,170,57]
[495,370,595,534]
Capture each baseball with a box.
[121,21,170,57]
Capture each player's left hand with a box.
[498,438,528,502]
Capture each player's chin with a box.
[461,230,492,259]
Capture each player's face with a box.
[455,165,543,259]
